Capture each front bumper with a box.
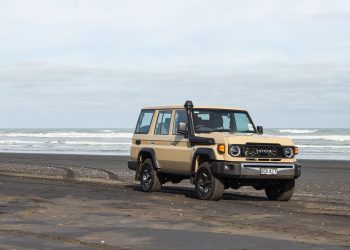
[211,161,301,179]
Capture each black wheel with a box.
[265,179,295,201]
[140,159,161,192]
[195,162,224,201]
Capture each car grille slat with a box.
[244,144,284,158]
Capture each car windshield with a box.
[193,109,256,133]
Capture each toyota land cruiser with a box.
[128,101,301,201]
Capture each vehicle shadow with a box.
[127,184,267,201]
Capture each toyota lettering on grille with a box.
[245,146,281,157]
[257,149,273,155]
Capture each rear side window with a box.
[173,110,188,135]
[155,111,172,135]
[135,110,154,134]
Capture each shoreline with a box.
[2,151,350,163]
[2,127,350,161]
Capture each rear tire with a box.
[265,179,295,201]
[195,162,224,201]
[140,159,161,192]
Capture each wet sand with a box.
[0,153,349,249]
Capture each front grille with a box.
[244,144,284,158]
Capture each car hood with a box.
[202,132,294,146]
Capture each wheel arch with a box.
[191,148,216,175]
[137,148,158,168]
[135,148,159,180]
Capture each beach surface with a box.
[0,153,349,249]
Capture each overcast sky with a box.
[0,0,349,128]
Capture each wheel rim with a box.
[141,164,152,190]
[198,171,211,196]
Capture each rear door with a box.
[152,110,173,170]
[131,109,155,160]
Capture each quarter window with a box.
[155,111,172,135]
[135,110,154,134]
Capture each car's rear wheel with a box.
[140,159,161,192]
[265,179,295,201]
[195,162,224,201]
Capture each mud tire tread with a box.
[195,162,224,201]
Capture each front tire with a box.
[140,159,161,192]
[195,163,224,201]
[265,179,295,201]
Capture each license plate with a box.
[260,168,278,175]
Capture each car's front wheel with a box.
[140,159,161,192]
[265,179,295,201]
[195,162,224,201]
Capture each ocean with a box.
[0,128,349,160]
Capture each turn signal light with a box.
[294,147,299,155]
[217,144,225,154]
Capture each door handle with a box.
[150,141,154,144]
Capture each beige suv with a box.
[128,101,301,201]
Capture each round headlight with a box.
[230,145,241,157]
[284,147,294,158]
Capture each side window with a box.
[234,113,254,132]
[155,111,172,135]
[222,115,230,129]
[135,110,154,134]
[173,110,188,135]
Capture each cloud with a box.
[0,0,349,127]
[1,59,349,128]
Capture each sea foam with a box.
[0,132,133,139]
[285,135,350,142]
[278,129,318,134]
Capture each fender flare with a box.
[135,148,159,181]
[191,148,216,175]
[137,148,159,169]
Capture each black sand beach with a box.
[0,153,349,249]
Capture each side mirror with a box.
[257,126,264,134]
[177,122,188,135]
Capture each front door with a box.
[166,109,192,174]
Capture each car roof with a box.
[142,105,246,111]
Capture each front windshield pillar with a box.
[184,102,195,136]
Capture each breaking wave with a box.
[0,132,133,139]
[1,128,350,159]
[278,129,318,134]
[0,129,133,155]
[285,135,350,142]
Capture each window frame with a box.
[172,109,188,135]
[192,109,257,134]
[154,110,173,135]
[134,109,155,134]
